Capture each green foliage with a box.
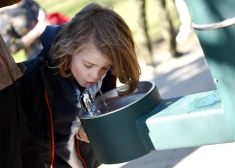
[13,50,26,63]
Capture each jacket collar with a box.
[40,25,63,57]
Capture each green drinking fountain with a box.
[78,81,162,164]
[78,0,235,164]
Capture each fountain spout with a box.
[80,89,97,117]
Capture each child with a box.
[18,3,141,168]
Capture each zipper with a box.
[45,89,55,168]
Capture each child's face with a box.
[71,43,112,87]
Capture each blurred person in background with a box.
[0,0,25,167]
[0,0,52,59]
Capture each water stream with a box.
[99,89,107,107]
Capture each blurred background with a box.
[3,1,235,168]
[11,0,181,63]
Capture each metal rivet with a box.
[214,79,218,83]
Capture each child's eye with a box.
[84,64,92,68]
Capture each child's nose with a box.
[91,69,101,80]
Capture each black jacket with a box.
[18,25,116,168]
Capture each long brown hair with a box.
[50,3,141,95]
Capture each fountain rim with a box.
[79,80,156,119]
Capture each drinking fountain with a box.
[78,81,161,164]
[78,0,235,164]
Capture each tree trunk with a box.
[157,0,177,56]
[138,0,154,65]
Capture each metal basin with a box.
[79,81,156,119]
[78,81,162,164]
